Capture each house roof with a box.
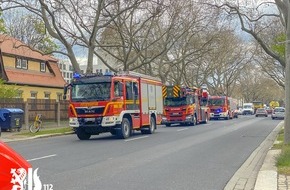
[0,34,57,62]
[0,35,66,88]
[5,63,66,88]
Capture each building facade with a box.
[58,60,74,84]
[0,34,66,101]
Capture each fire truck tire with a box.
[189,115,196,126]
[117,118,131,139]
[225,113,230,120]
[141,116,156,134]
[76,128,91,140]
[202,114,208,124]
[148,116,156,134]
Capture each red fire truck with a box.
[208,96,238,120]
[161,84,210,126]
[63,71,163,140]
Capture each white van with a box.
[242,103,254,115]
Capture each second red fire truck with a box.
[161,84,210,126]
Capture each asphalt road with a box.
[8,115,281,190]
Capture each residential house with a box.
[0,34,66,101]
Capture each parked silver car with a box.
[271,107,285,120]
[255,108,268,117]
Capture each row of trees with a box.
[1,1,288,142]
[1,0,284,101]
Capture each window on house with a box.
[16,58,28,69]
[69,65,73,71]
[21,59,27,69]
[44,92,50,99]
[100,69,102,74]
[66,72,70,78]
[56,93,62,102]
[59,63,63,69]
[30,91,37,99]
[63,64,66,70]
[40,62,46,72]
[70,73,73,78]
[63,72,66,78]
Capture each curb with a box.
[2,131,75,143]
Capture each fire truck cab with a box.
[208,96,237,120]
[64,71,163,140]
[161,85,210,126]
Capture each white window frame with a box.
[40,62,46,72]
[21,59,28,69]
[30,91,37,99]
[16,58,28,69]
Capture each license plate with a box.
[85,118,95,122]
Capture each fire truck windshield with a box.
[71,82,111,101]
[208,98,225,106]
[164,97,193,107]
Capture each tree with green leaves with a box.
[0,79,19,98]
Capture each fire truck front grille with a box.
[76,107,105,115]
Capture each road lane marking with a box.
[27,154,57,162]
[177,128,189,132]
[125,136,149,142]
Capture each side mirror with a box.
[63,84,70,100]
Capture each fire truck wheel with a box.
[117,118,131,139]
[76,128,91,140]
[148,116,156,134]
[188,116,196,126]
[203,114,208,124]
[141,116,156,134]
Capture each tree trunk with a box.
[285,2,290,144]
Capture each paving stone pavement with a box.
[278,175,290,190]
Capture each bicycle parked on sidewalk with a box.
[29,114,43,133]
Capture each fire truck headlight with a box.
[69,117,79,127]
[69,117,78,123]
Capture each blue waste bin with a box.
[0,108,24,131]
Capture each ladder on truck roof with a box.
[117,71,161,82]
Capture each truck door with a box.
[125,80,140,128]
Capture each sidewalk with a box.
[254,121,290,190]
[0,121,73,142]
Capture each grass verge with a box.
[276,128,290,175]
[15,127,74,137]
